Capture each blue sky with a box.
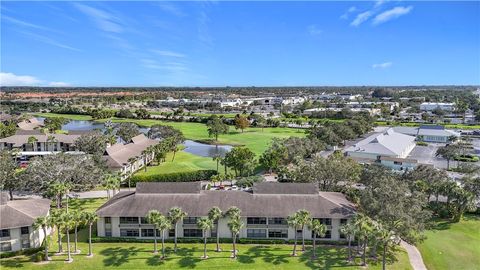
[1,1,479,87]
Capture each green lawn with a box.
[34,113,93,121]
[136,151,217,176]
[96,118,306,155]
[418,214,480,270]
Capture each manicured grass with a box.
[136,151,217,176]
[34,113,93,121]
[418,214,480,270]
[96,118,306,155]
[67,198,109,212]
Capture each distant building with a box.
[0,193,51,253]
[96,182,355,241]
[345,128,416,159]
[0,133,81,155]
[420,102,455,112]
[16,118,43,130]
[393,125,460,143]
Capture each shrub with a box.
[0,247,43,259]
[416,141,428,146]
[453,155,479,162]
[130,170,217,184]
[33,251,44,262]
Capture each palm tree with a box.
[146,210,162,254]
[212,154,221,173]
[308,219,327,259]
[82,212,98,257]
[227,216,243,259]
[208,207,223,252]
[340,220,357,262]
[50,209,64,253]
[47,135,57,151]
[378,226,400,270]
[157,214,172,259]
[355,214,374,266]
[197,217,214,259]
[33,216,51,261]
[287,213,301,256]
[295,210,311,252]
[167,207,187,253]
[62,211,74,262]
[71,211,81,254]
[27,136,38,151]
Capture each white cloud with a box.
[372,62,393,69]
[156,2,186,17]
[74,3,124,33]
[374,0,386,8]
[0,72,41,86]
[19,31,81,52]
[340,6,357,19]
[373,6,413,25]
[0,72,71,86]
[350,11,374,27]
[2,15,58,33]
[151,50,186,58]
[48,81,71,87]
[307,25,323,36]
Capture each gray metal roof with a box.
[96,183,355,218]
[253,182,318,194]
[0,196,51,229]
[0,134,82,147]
[104,134,159,167]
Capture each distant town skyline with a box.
[1,1,479,87]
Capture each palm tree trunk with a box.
[382,244,387,270]
[161,232,165,259]
[216,223,220,252]
[362,237,367,266]
[43,226,49,260]
[312,236,317,259]
[447,159,450,170]
[203,231,207,258]
[174,223,178,253]
[172,150,176,162]
[88,224,92,256]
[153,226,158,254]
[232,235,237,258]
[57,226,62,253]
[292,232,297,256]
[74,226,78,253]
[301,225,305,251]
[347,237,352,262]
[66,227,72,262]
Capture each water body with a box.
[183,140,232,158]
[37,118,231,157]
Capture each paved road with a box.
[401,241,427,270]
[71,188,133,199]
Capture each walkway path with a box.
[401,240,428,270]
[71,188,133,199]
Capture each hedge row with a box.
[91,237,346,246]
[130,170,217,184]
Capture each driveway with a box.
[408,144,449,169]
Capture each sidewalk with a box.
[401,241,428,270]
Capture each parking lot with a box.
[408,143,449,169]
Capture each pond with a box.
[183,140,232,158]
[36,118,231,157]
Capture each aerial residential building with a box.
[393,125,460,143]
[0,133,82,156]
[16,118,43,130]
[104,134,159,178]
[96,182,355,241]
[0,193,51,253]
[420,102,455,112]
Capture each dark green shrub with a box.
[33,251,44,262]
[0,247,43,259]
[130,170,217,184]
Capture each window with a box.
[120,229,139,237]
[268,218,287,225]
[105,229,112,237]
[183,217,198,225]
[119,217,139,224]
[0,229,10,238]
[394,161,402,165]
[268,229,288,238]
[0,242,11,252]
[141,229,160,237]
[183,229,203,237]
[104,217,111,224]
[168,229,175,237]
[21,239,30,249]
[247,217,266,225]
[317,218,332,226]
[140,217,149,224]
[312,230,331,239]
[21,227,29,235]
[247,229,266,238]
